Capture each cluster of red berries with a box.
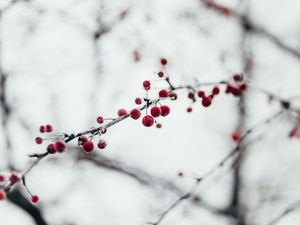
[35,124,67,154]
[77,135,107,154]
[225,74,247,97]
[0,172,39,204]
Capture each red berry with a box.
[158,71,164,78]
[117,109,127,117]
[160,105,170,117]
[0,190,6,201]
[35,137,43,145]
[232,132,240,142]
[187,107,193,113]
[54,141,66,153]
[233,74,243,82]
[197,91,205,98]
[0,175,5,182]
[156,123,162,128]
[188,92,195,100]
[97,139,107,149]
[239,83,247,91]
[97,116,104,124]
[159,89,169,98]
[142,115,154,127]
[78,136,88,144]
[39,125,45,133]
[130,108,141,120]
[31,195,39,203]
[202,96,212,107]
[9,173,19,185]
[169,92,178,100]
[150,106,161,117]
[212,86,220,95]
[135,97,143,105]
[47,143,56,154]
[230,87,242,96]
[143,80,151,90]
[45,124,53,133]
[160,58,168,66]
[82,141,94,153]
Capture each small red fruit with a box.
[82,141,94,153]
[159,89,169,98]
[160,58,168,66]
[97,140,107,149]
[117,109,127,117]
[97,116,104,124]
[143,80,151,90]
[187,107,193,113]
[45,124,53,133]
[197,91,205,98]
[9,173,19,185]
[239,83,247,91]
[158,71,164,78]
[169,92,178,100]
[39,125,45,133]
[231,132,240,142]
[212,86,220,95]
[202,96,212,107]
[35,137,43,145]
[142,115,154,127]
[160,105,170,117]
[150,106,161,117]
[47,143,56,154]
[130,108,141,120]
[156,123,162,128]
[54,141,66,153]
[233,74,243,82]
[188,92,195,100]
[31,195,39,204]
[135,97,143,105]
[0,175,5,182]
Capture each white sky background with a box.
[0,0,300,225]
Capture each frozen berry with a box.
[169,92,178,100]
[82,141,94,153]
[47,143,56,154]
[188,92,195,100]
[160,105,170,117]
[233,74,243,82]
[239,83,247,91]
[156,123,162,128]
[0,175,5,182]
[187,107,193,113]
[212,86,220,95]
[143,80,151,90]
[158,71,164,78]
[31,195,39,204]
[9,173,19,185]
[97,139,107,149]
[202,96,212,107]
[117,109,127,117]
[232,132,240,142]
[97,116,104,124]
[35,137,43,145]
[130,108,141,120]
[135,97,143,105]
[54,141,66,153]
[159,89,169,98]
[39,125,45,133]
[160,58,168,66]
[150,107,161,117]
[197,91,205,98]
[142,115,154,127]
[45,124,53,133]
